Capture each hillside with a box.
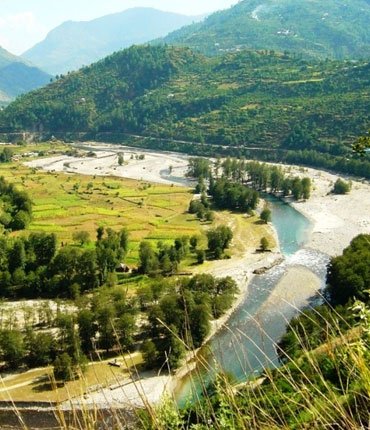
[1,44,369,176]
[161,0,370,60]
[22,8,204,75]
[0,47,50,104]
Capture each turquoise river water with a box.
[176,196,330,403]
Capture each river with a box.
[175,196,330,403]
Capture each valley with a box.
[0,141,368,424]
[0,0,369,428]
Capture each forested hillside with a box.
[1,45,369,175]
[162,0,370,59]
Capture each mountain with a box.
[22,8,204,75]
[161,0,370,60]
[0,47,51,105]
[2,44,369,175]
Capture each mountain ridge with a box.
[0,47,50,104]
[22,8,205,75]
[161,0,370,59]
[2,45,369,157]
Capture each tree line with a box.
[0,227,127,299]
[0,270,239,378]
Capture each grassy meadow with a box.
[0,352,143,403]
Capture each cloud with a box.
[0,12,46,54]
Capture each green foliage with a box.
[211,178,259,212]
[72,230,90,245]
[0,227,130,299]
[260,207,271,224]
[260,236,269,251]
[162,0,370,60]
[144,274,238,369]
[196,249,205,265]
[150,236,370,430]
[1,45,370,177]
[142,340,158,369]
[0,329,26,369]
[187,158,211,179]
[207,225,233,258]
[352,132,370,156]
[0,147,13,162]
[326,234,370,306]
[0,176,32,232]
[53,352,74,382]
[26,331,55,367]
[333,178,351,194]
[139,241,159,275]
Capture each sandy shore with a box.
[65,373,170,410]
[285,165,370,256]
[25,143,192,187]
[259,266,322,313]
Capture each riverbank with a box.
[25,142,192,187]
[285,166,370,256]
[20,145,370,411]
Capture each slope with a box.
[1,44,369,175]
[0,47,50,104]
[161,0,370,60]
[22,7,204,75]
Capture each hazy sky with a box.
[0,0,239,55]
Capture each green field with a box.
[0,144,203,265]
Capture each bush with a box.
[333,178,351,194]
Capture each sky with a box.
[0,0,239,55]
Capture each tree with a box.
[205,210,215,222]
[292,177,303,200]
[142,340,158,368]
[260,237,270,252]
[78,309,97,354]
[190,235,199,250]
[196,249,205,264]
[139,241,158,274]
[164,326,185,369]
[96,304,116,352]
[119,228,129,254]
[53,352,74,382]
[0,330,25,369]
[0,147,13,163]
[260,207,272,224]
[73,230,90,246]
[187,158,210,179]
[26,331,55,367]
[8,239,26,273]
[118,153,124,166]
[326,234,370,306]
[333,178,351,194]
[28,232,57,266]
[301,177,311,200]
[96,226,104,241]
[190,304,211,347]
[10,210,31,231]
[207,225,233,257]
